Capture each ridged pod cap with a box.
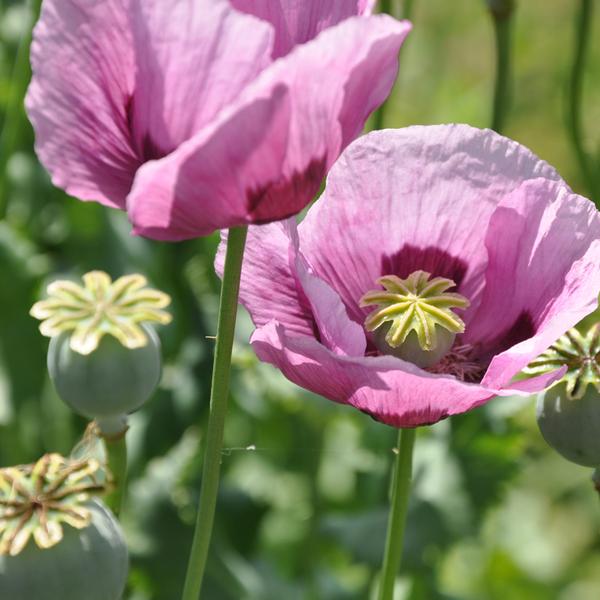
[0,454,128,600]
[527,324,600,467]
[31,271,171,427]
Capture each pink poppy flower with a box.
[25,0,410,241]
[217,125,600,427]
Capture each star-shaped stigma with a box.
[360,270,470,351]
[525,323,600,400]
[30,271,172,355]
[0,454,107,556]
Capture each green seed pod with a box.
[372,326,456,368]
[528,324,600,467]
[30,271,172,425]
[48,324,162,422]
[537,383,600,467]
[0,455,128,600]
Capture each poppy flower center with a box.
[359,270,470,368]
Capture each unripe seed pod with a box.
[527,324,600,467]
[373,326,456,368]
[30,271,171,423]
[0,500,128,600]
[0,454,128,600]
[537,383,600,467]
[48,323,162,422]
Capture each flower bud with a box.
[0,454,128,600]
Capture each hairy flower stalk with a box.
[31,271,171,515]
[361,271,469,367]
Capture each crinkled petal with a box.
[289,225,366,356]
[216,221,315,337]
[26,0,273,210]
[26,0,138,208]
[299,125,564,327]
[251,321,550,427]
[127,15,411,239]
[217,220,365,355]
[129,85,292,240]
[295,260,367,356]
[231,0,375,58]
[126,0,273,157]
[470,179,600,387]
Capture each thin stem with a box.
[371,0,416,132]
[567,0,598,203]
[103,434,128,516]
[402,0,416,20]
[378,427,417,600]
[181,226,248,600]
[489,1,515,133]
[372,0,394,131]
[0,0,41,219]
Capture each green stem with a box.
[0,0,41,219]
[181,226,248,600]
[103,434,128,517]
[568,0,598,204]
[402,0,416,20]
[372,0,394,131]
[489,1,514,133]
[371,0,416,132]
[378,427,417,600]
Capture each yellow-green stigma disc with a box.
[360,270,470,368]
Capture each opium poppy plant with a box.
[26,0,411,240]
[219,125,600,427]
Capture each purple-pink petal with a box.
[128,85,292,240]
[473,179,600,387]
[128,16,411,240]
[216,220,315,337]
[26,0,274,211]
[251,321,563,428]
[230,0,375,58]
[126,0,273,158]
[299,125,563,326]
[225,125,600,428]
[26,0,138,208]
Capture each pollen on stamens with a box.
[426,344,486,382]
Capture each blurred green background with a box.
[1,0,600,598]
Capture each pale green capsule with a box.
[48,323,162,422]
[537,383,600,467]
[0,500,128,600]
